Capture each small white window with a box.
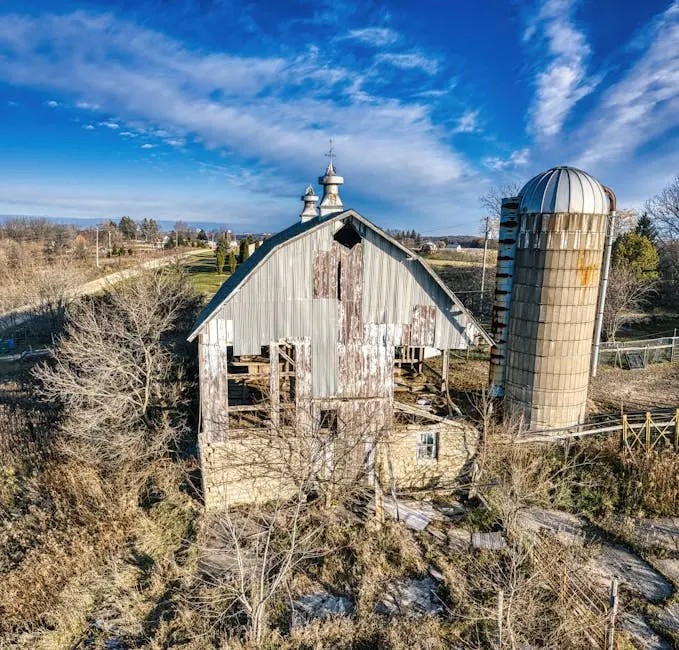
[416,431,438,462]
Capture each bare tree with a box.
[602,263,657,341]
[479,183,522,239]
[646,174,679,241]
[195,494,324,646]
[34,268,197,475]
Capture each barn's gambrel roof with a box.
[188,209,492,346]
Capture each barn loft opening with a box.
[334,221,362,249]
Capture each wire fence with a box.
[598,335,679,368]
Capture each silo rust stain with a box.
[577,250,598,286]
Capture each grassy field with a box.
[185,250,230,295]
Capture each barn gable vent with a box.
[334,221,361,249]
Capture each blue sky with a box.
[0,0,678,234]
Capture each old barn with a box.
[188,163,491,508]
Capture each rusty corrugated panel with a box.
[489,198,520,397]
[410,305,436,347]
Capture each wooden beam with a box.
[393,400,448,423]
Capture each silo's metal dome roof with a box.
[518,166,609,215]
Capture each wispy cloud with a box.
[482,148,530,171]
[525,0,598,138]
[574,1,679,169]
[343,27,399,47]
[453,110,480,134]
[83,124,95,130]
[45,99,58,107]
[375,52,439,75]
[119,131,137,137]
[98,120,120,129]
[140,143,155,149]
[0,10,473,221]
[76,100,100,110]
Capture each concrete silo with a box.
[489,166,616,430]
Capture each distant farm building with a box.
[189,161,491,508]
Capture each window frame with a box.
[416,430,438,463]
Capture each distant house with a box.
[446,242,463,252]
[188,162,491,509]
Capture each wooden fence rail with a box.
[517,409,679,452]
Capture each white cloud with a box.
[46,99,58,107]
[140,143,155,149]
[83,124,95,130]
[375,52,439,75]
[525,0,598,138]
[573,2,679,169]
[119,131,137,137]
[165,138,184,147]
[482,148,530,171]
[343,27,399,47]
[0,10,479,227]
[453,110,480,134]
[76,100,100,110]
[98,121,120,129]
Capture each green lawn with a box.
[185,251,231,296]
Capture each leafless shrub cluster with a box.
[34,269,198,477]
[602,262,657,341]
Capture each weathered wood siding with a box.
[199,319,229,444]
[203,215,477,399]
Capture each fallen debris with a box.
[471,531,505,551]
[621,611,673,650]
[586,544,674,602]
[516,506,588,547]
[292,592,354,627]
[376,577,444,618]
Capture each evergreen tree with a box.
[634,212,657,244]
[228,249,237,274]
[613,232,659,281]
[215,250,225,274]
[119,216,137,240]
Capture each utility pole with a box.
[95,227,100,268]
[479,214,490,316]
[108,229,112,253]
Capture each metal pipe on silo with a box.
[591,186,617,378]
[488,197,520,396]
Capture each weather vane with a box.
[325,138,335,167]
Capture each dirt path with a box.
[1,249,206,330]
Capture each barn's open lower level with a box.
[199,340,479,509]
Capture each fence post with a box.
[645,412,652,452]
[605,578,619,650]
[621,414,628,451]
[675,409,679,452]
[496,589,504,649]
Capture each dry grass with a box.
[589,362,679,412]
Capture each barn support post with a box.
[441,349,449,393]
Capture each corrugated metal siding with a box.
[360,226,474,349]
[199,214,478,399]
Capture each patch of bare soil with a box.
[589,363,679,412]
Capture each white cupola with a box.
[300,185,319,222]
[318,141,344,217]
